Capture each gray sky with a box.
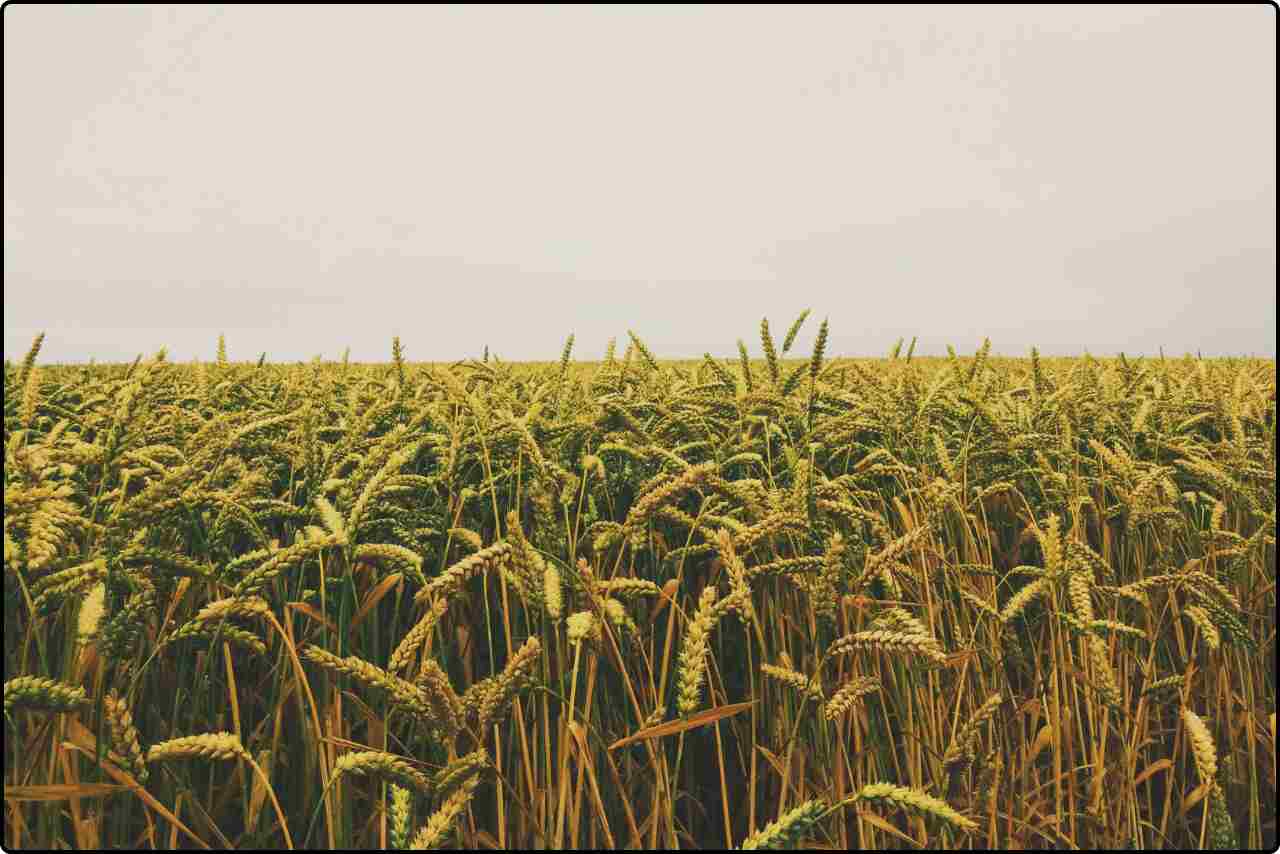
[4,4,1276,363]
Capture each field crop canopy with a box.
[3,323,1276,850]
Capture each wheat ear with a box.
[852,781,978,832]
[740,799,828,849]
[408,773,480,849]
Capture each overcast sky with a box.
[4,4,1276,363]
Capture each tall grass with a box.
[4,320,1275,849]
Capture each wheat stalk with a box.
[4,676,88,714]
[1182,707,1218,784]
[851,781,977,832]
[676,585,721,717]
[333,750,431,795]
[740,798,827,849]
[829,629,947,665]
[408,773,480,849]
[147,732,249,763]
[389,598,449,674]
[103,693,148,783]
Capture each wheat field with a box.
[3,317,1275,850]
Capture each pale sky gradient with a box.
[4,4,1276,362]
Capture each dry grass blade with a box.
[4,783,130,801]
[609,701,756,751]
[347,572,404,636]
